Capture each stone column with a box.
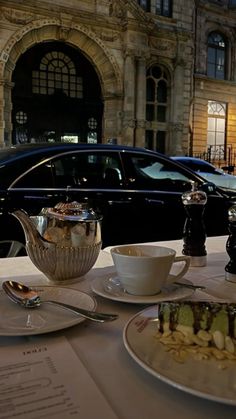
[169,122,184,155]
[0,80,5,147]
[103,94,123,144]
[122,53,136,146]
[3,81,14,146]
[0,80,13,147]
[170,59,185,155]
[135,56,146,148]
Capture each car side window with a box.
[125,154,192,191]
[12,161,55,188]
[52,152,123,188]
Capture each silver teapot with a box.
[12,201,102,283]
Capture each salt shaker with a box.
[225,205,236,282]
[181,181,207,267]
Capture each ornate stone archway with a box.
[0,18,123,145]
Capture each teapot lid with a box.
[228,205,236,223]
[45,201,102,221]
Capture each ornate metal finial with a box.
[182,181,207,206]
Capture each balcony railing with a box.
[192,144,236,174]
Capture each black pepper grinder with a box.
[225,205,236,282]
[181,181,207,267]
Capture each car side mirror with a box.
[199,182,217,194]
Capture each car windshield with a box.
[178,159,219,174]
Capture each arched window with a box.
[146,65,168,123]
[207,32,226,80]
[32,51,83,98]
[145,65,169,153]
[207,100,226,159]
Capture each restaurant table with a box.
[1,235,236,419]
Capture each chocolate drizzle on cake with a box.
[158,301,236,337]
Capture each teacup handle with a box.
[170,255,190,281]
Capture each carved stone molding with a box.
[1,81,14,89]
[173,56,187,69]
[149,38,176,58]
[136,119,146,128]
[145,121,152,129]
[0,51,9,63]
[93,28,120,43]
[57,26,72,42]
[170,122,184,132]
[123,118,136,129]
[199,0,226,6]
[1,7,35,25]
[1,18,122,93]
[123,0,154,26]
[109,0,127,20]
[125,48,149,60]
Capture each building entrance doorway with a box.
[12,41,103,144]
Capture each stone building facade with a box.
[0,0,236,162]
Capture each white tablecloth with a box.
[1,235,236,418]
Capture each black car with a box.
[0,143,235,253]
[171,156,236,190]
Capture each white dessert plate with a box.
[91,274,194,304]
[0,285,96,336]
[202,275,236,302]
[123,306,236,405]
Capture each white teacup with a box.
[110,244,190,296]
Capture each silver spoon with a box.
[173,281,206,290]
[2,280,118,323]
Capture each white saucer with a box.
[0,285,96,336]
[91,274,194,304]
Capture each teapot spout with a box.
[11,209,47,247]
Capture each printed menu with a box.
[0,336,118,419]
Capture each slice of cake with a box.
[158,301,236,337]
[156,301,236,362]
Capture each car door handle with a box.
[108,200,131,205]
[144,198,165,205]
[23,195,51,201]
[108,199,165,205]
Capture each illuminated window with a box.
[15,111,27,125]
[87,117,98,143]
[32,51,83,98]
[88,117,98,129]
[207,101,226,157]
